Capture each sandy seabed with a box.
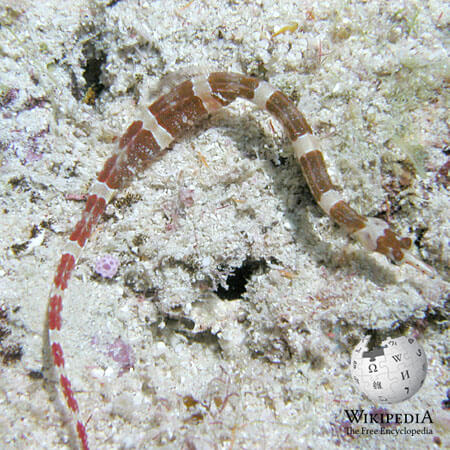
[0,0,448,448]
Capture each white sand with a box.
[0,0,448,448]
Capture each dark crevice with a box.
[0,305,23,365]
[442,390,450,410]
[413,226,428,249]
[215,258,268,300]
[82,45,107,102]
[151,316,220,350]
[28,370,44,379]
[165,316,195,331]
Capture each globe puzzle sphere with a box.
[351,335,427,403]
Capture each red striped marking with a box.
[329,200,366,233]
[48,295,63,330]
[51,342,65,367]
[299,150,335,201]
[69,195,106,247]
[119,120,143,149]
[97,153,119,186]
[97,152,134,189]
[376,229,413,261]
[208,72,259,104]
[266,90,312,140]
[126,128,161,164]
[149,80,209,137]
[60,374,79,413]
[54,254,76,290]
[77,421,89,450]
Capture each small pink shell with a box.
[95,254,119,278]
[107,337,135,375]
